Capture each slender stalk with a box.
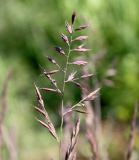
[125,102,138,160]
[59,35,72,159]
[60,40,71,134]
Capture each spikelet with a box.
[69,60,88,66]
[72,36,88,41]
[61,33,69,45]
[71,12,76,25]
[75,24,89,31]
[65,72,77,82]
[73,48,90,52]
[55,46,65,55]
[46,56,60,68]
[65,21,73,34]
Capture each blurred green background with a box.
[0,0,139,159]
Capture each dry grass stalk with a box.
[0,70,13,159]
[72,153,76,160]
[0,70,13,125]
[125,102,138,160]
[81,68,99,160]
[2,126,17,160]
[85,104,99,160]
[90,54,113,159]
[65,118,80,160]
[86,129,99,160]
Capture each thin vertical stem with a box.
[60,42,71,131]
[59,35,72,159]
[125,102,138,160]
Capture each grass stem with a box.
[59,35,72,159]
